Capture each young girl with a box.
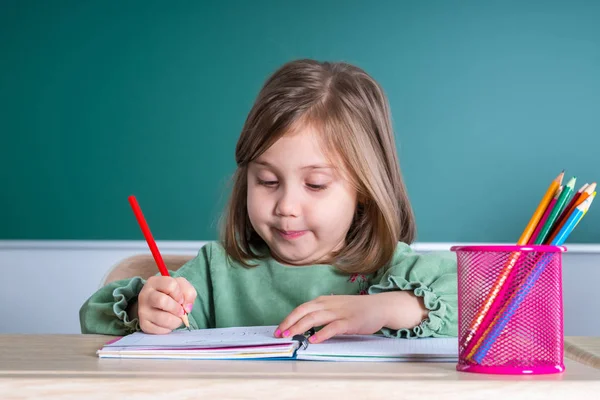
[80,59,457,343]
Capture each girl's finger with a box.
[308,319,349,344]
[139,318,172,335]
[175,277,197,312]
[275,301,325,338]
[149,309,185,330]
[150,276,184,304]
[283,310,338,339]
[148,290,185,317]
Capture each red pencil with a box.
[128,195,191,330]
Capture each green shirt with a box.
[79,242,458,338]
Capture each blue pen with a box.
[471,197,593,363]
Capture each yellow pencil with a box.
[517,170,564,244]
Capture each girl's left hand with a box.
[275,294,391,344]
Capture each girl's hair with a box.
[221,59,415,274]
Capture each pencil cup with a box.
[451,245,566,375]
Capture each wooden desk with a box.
[1,335,599,399]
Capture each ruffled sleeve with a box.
[368,244,458,338]
[79,277,145,335]
[79,243,216,335]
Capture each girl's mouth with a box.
[276,229,308,240]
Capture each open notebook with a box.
[97,325,458,362]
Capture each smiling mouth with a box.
[275,229,308,240]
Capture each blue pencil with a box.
[471,197,594,363]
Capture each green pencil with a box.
[535,176,577,244]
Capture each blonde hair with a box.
[221,59,415,274]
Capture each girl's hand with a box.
[135,276,197,334]
[275,292,427,343]
[275,294,386,344]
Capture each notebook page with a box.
[299,335,458,361]
[103,325,289,349]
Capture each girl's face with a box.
[247,125,358,266]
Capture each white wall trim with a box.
[0,240,209,252]
[1,240,600,253]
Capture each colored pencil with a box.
[557,183,588,224]
[534,176,576,244]
[128,195,191,330]
[577,192,596,224]
[516,171,564,244]
[470,196,595,363]
[545,182,587,244]
[547,182,596,244]
[528,186,562,245]
[459,171,563,352]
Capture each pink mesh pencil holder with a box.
[451,245,566,375]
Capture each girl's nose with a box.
[275,186,301,217]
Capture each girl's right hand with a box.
[136,276,197,334]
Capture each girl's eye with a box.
[306,183,327,191]
[258,179,278,187]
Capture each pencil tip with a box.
[181,313,191,330]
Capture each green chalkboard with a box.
[2,0,599,243]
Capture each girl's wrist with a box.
[376,291,428,331]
